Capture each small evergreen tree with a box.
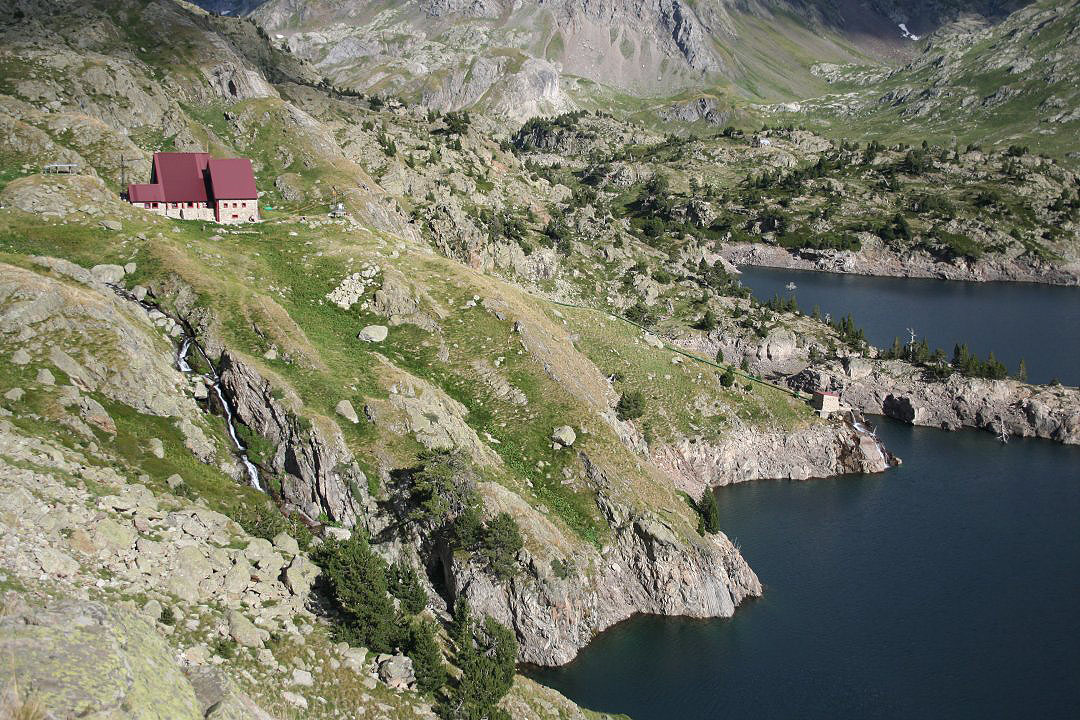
[616,390,646,421]
[701,490,721,534]
[479,512,523,581]
[696,309,718,331]
[312,534,396,652]
[439,603,517,720]
[1017,358,1028,383]
[408,618,447,695]
[388,561,428,615]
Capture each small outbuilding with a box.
[811,390,841,414]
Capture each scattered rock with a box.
[166,473,184,489]
[4,387,24,402]
[551,425,576,447]
[90,263,125,284]
[36,368,55,386]
[335,399,360,424]
[282,691,308,710]
[284,555,319,595]
[643,333,664,349]
[324,526,351,542]
[100,220,122,231]
[341,646,368,673]
[227,610,262,648]
[357,325,388,343]
[11,349,31,365]
[272,531,299,556]
[291,668,314,686]
[376,654,415,690]
[34,546,79,577]
[141,599,162,621]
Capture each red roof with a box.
[152,152,212,203]
[127,183,164,203]
[127,152,257,205]
[207,157,258,200]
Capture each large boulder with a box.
[90,263,126,284]
[376,654,415,690]
[551,425,576,447]
[358,325,388,342]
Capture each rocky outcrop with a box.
[659,96,733,125]
[442,472,760,667]
[652,420,893,499]
[0,260,216,458]
[204,61,279,101]
[217,351,370,525]
[791,359,1080,444]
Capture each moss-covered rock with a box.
[0,600,203,719]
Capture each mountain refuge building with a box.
[127,152,259,224]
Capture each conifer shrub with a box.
[409,618,448,695]
[616,390,646,421]
[388,561,428,615]
[311,534,397,652]
[439,601,517,720]
[701,490,721,534]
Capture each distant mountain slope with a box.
[788,0,1080,160]
[186,0,1038,121]
[187,0,912,119]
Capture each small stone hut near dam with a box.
[127,152,259,224]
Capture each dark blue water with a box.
[737,266,1080,385]
[529,418,1080,719]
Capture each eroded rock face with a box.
[652,421,892,499]
[217,352,369,525]
[719,239,1080,286]
[442,474,761,666]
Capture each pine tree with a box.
[701,491,721,534]
[440,605,517,720]
[312,534,395,652]
[1017,358,1028,383]
[479,512,523,581]
[408,618,447,695]
[388,561,428,615]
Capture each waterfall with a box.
[175,334,264,492]
[107,284,264,491]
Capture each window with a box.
[240,202,246,208]
[231,214,238,219]
[187,202,193,208]
[152,202,158,208]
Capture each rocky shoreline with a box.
[790,358,1080,445]
[653,419,894,500]
[719,240,1080,286]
